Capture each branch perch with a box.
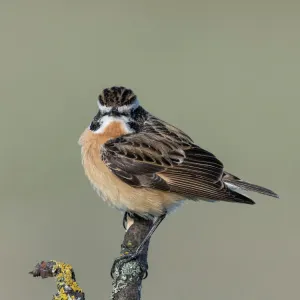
[29,260,85,300]
[30,214,154,300]
[111,214,153,299]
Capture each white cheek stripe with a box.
[97,99,140,113]
[93,115,134,134]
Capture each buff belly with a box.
[79,126,183,218]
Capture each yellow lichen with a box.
[49,261,83,300]
[30,260,84,300]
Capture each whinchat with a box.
[79,86,278,273]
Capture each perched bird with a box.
[79,86,278,273]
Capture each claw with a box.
[110,253,148,280]
[113,213,166,280]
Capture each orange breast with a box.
[79,122,183,217]
[96,121,129,144]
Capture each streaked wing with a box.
[101,115,230,201]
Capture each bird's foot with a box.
[110,251,148,280]
[122,212,135,230]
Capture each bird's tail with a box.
[223,172,279,198]
[225,189,256,205]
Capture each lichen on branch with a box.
[30,215,154,300]
[29,260,85,300]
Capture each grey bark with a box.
[111,215,153,300]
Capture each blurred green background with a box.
[0,1,298,299]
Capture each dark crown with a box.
[98,86,137,107]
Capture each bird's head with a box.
[98,86,138,108]
[89,86,145,134]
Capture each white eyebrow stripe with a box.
[97,103,112,113]
[97,99,140,113]
[118,99,140,112]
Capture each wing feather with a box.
[101,115,231,201]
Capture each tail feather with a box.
[225,189,256,205]
[223,171,279,199]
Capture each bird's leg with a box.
[122,212,128,230]
[111,213,166,279]
[133,213,166,255]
